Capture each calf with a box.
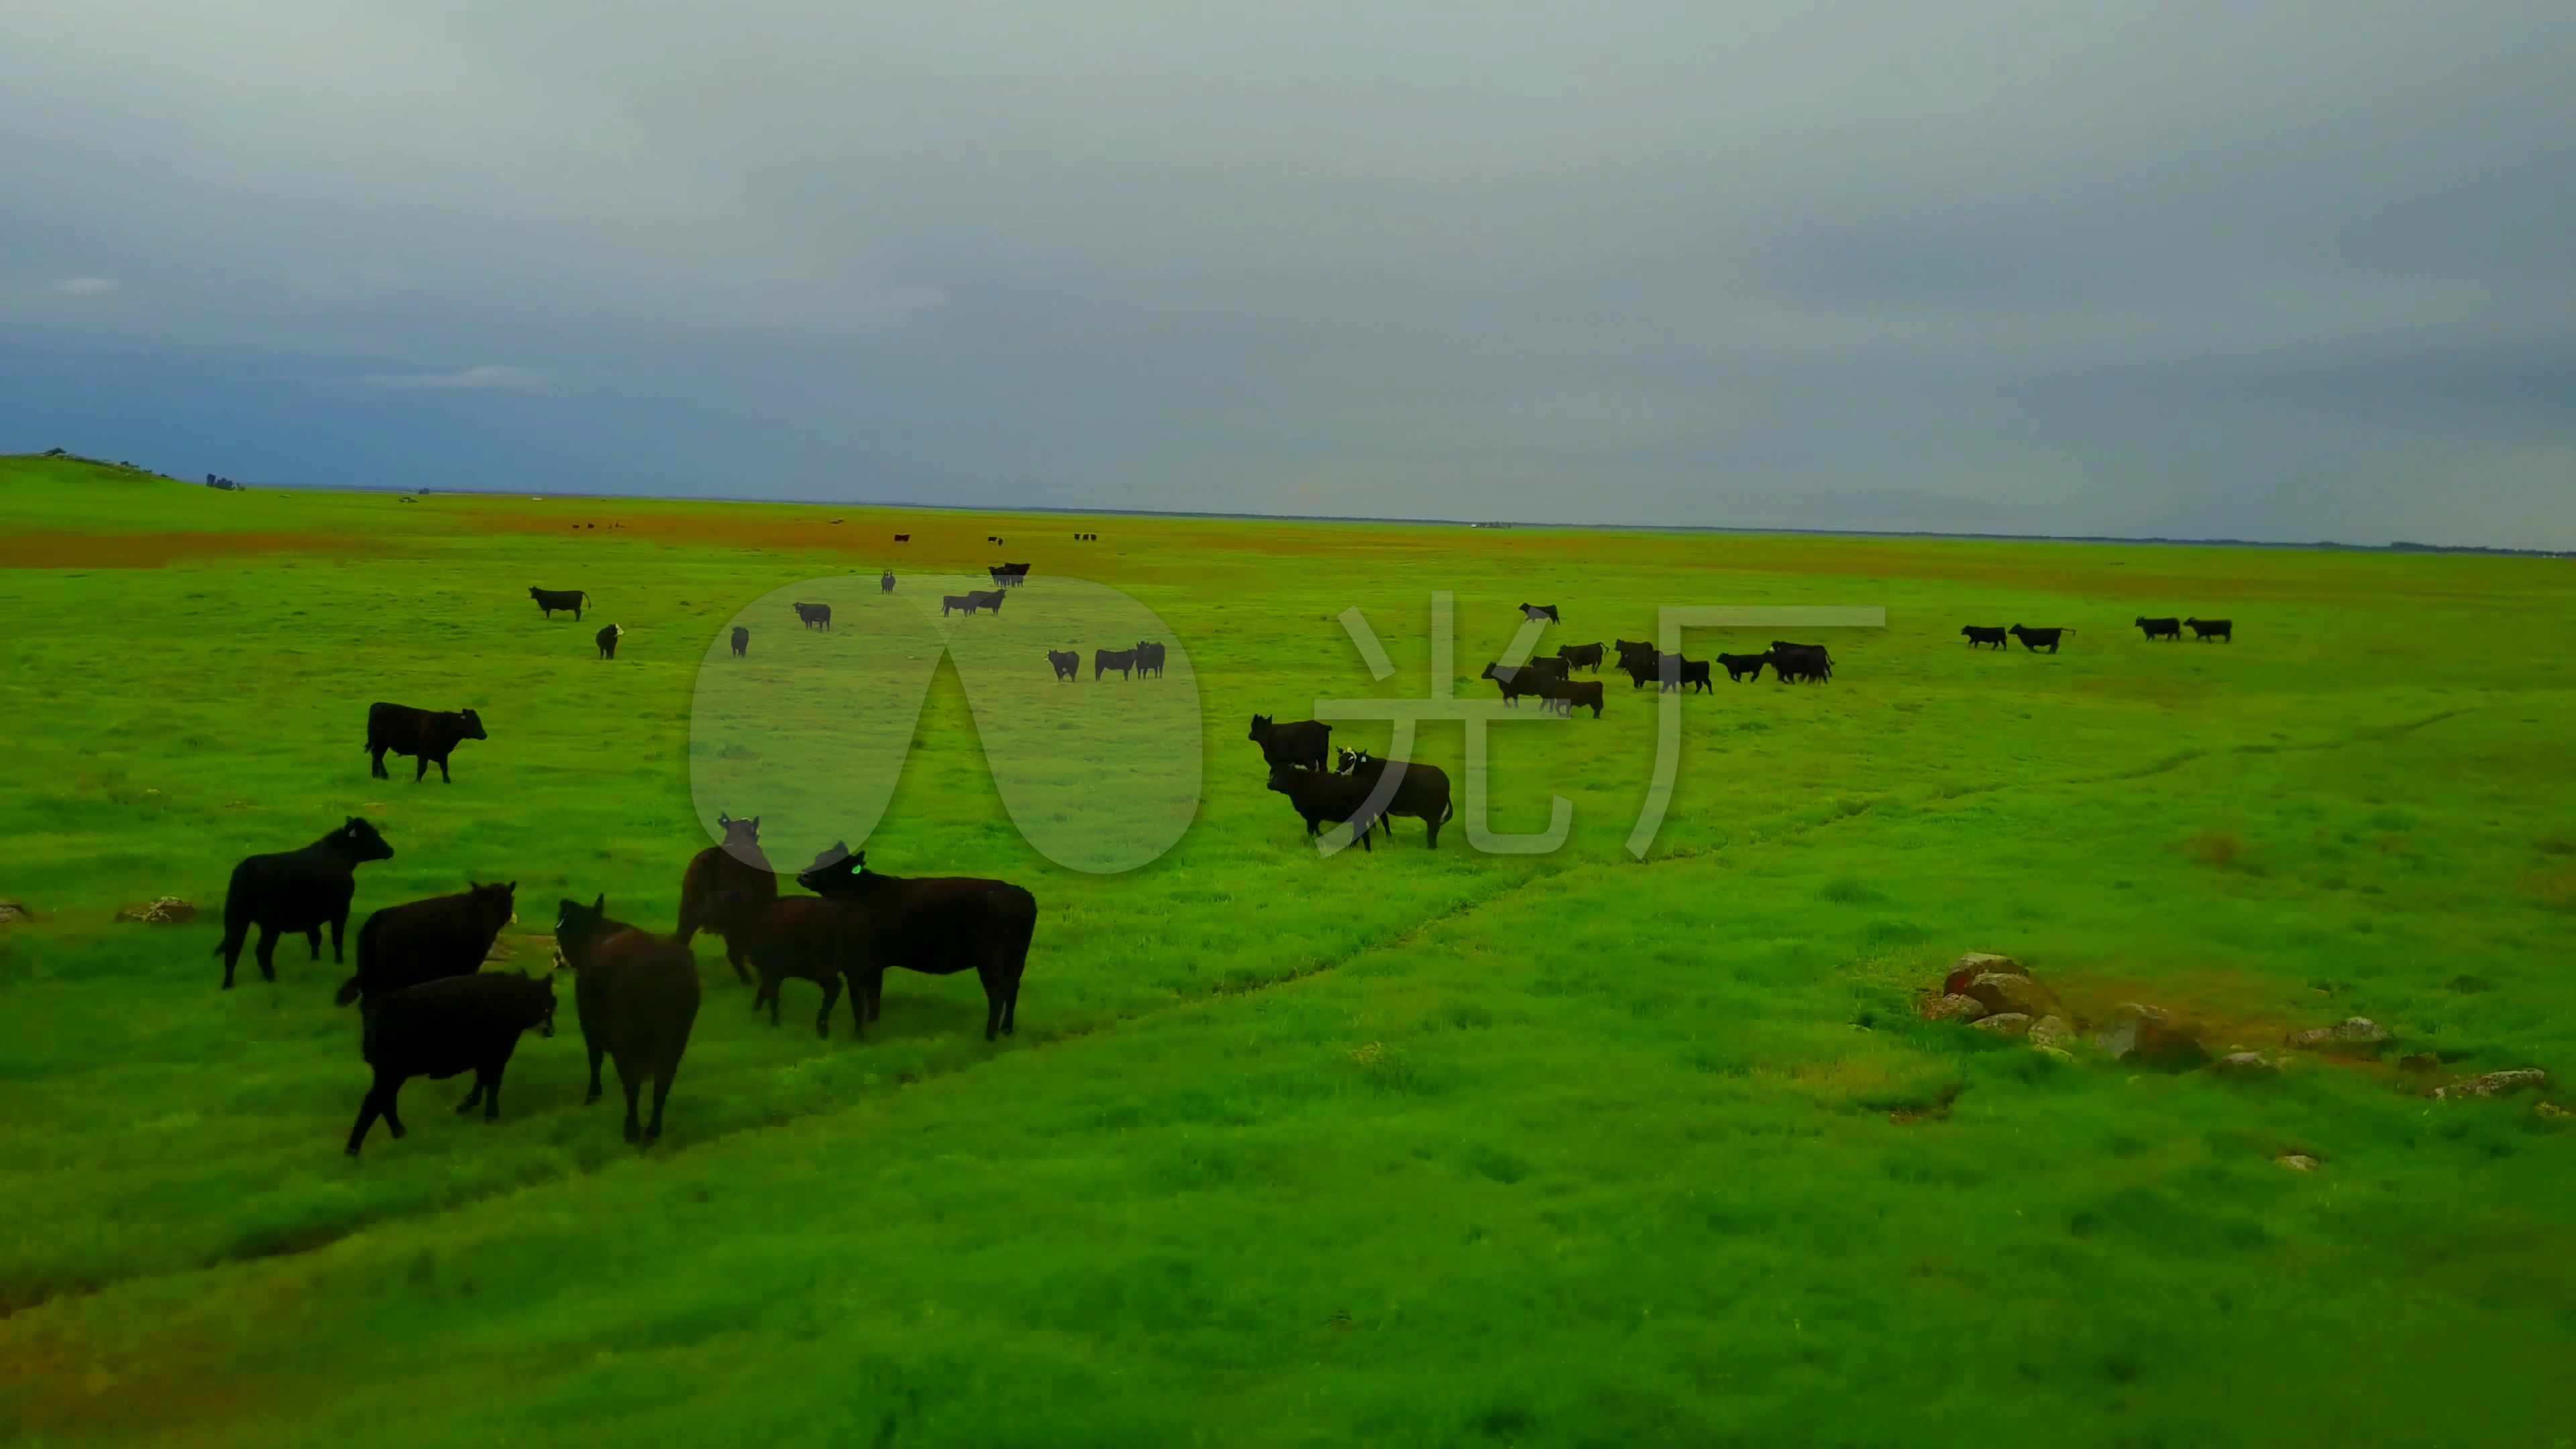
[345,971,557,1155]
[1518,603,1560,623]
[1048,649,1081,681]
[1248,714,1332,770]
[676,813,777,985]
[1334,748,1455,847]
[335,881,517,1009]
[1659,655,1713,694]
[2008,624,2069,653]
[1264,767,1383,852]
[879,571,896,594]
[365,702,488,784]
[595,623,623,659]
[1559,642,1605,672]
[2186,616,2233,642]
[555,895,701,1144]
[529,587,589,621]
[1095,647,1138,680]
[798,845,1039,1041]
[1538,676,1607,717]
[793,601,832,629]
[214,816,395,989]
[2135,616,2182,641]
[731,626,750,657]
[1136,641,1167,677]
[740,896,869,1037]
[1960,625,2008,649]
[1717,651,1768,682]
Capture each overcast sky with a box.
[5,2,2573,545]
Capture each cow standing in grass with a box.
[595,624,623,659]
[345,971,555,1156]
[731,627,750,657]
[336,881,517,1010]
[1717,651,1768,682]
[676,813,777,985]
[555,895,700,1145]
[798,845,1038,1041]
[2135,616,2182,641]
[1559,643,1604,672]
[365,703,488,784]
[794,602,832,629]
[1336,747,1454,846]
[1266,767,1384,852]
[1249,714,1331,771]
[1960,626,2007,649]
[1135,641,1167,677]
[1047,650,1080,681]
[529,587,589,621]
[1095,647,1137,680]
[2008,625,2069,653]
[213,816,395,989]
[2186,616,2233,641]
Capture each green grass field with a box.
[3,452,2571,1447]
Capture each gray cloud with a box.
[2,1,2571,545]
[356,364,551,392]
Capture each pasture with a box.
[3,451,2573,1446]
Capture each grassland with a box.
[2,452,2571,1447]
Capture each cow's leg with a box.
[254,924,282,983]
[219,923,244,988]
[981,971,1004,1041]
[346,1077,389,1155]
[437,756,452,783]
[814,974,842,1038]
[645,1067,676,1141]
[305,926,323,961]
[722,932,753,985]
[616,1057,643,1143]
[455,1076,486,1113]
[586,1040,605,1104]
[480,1061,508,1120]
[1002,974,1020,1036]
[846,973,867,1036]
[370,748,390,780]
[415,754,430,782]
[329,913,347,963]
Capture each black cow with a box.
[1538,677,1607,717]
[1048,649,1081,681]
[1518,604,1560,623]
[741,896,868,1037]
[1248,714,1332,771]
[731,626,750,657]
[895,533,910,542]
[794,601,833,629]
[1654,655,1712,694]
[1960,626,2008,649]
[1482,663,1540,705]
[1265,767,1383,852]
[1559,643,1605,672]
[345,971,557,1156]
[2135,616,2182,641]
[1768,645,1831,684]
[1135,641,1167,677]
[555,896,701,1144]
[879,571,896,594]
[942,594,975,616]
[676,813,777,985]
[1095,648,1137,680]
[1334,748,1454,847]
[1770,642,1835,679]
[365,702,488,784]
[2186,616,2233,642]
[213,817,395,989]
[1717,651,1768,682]
[529,587,589,621]
[335,881,517,1009]
[989,563,1031,587]
[1614,639,1656,665]
[797,845,1039,1042]
[2008,625,2069,653]
[1618,653,1661,690]
[595,624,623,659]
[969,589,1008,614]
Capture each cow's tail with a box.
[335,914,378,1006]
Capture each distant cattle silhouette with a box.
[880,571,895,594]
[894,533,910,542]
[1048,649,1080,681]
[2008,625,2069,653]
[943,594,975,616]
[2136,616,2182,641]
[1095,647,1137,680]
[366,703,487,784]
[1960,625,2008,649]
[1658,655,1712,694]
[595,624,623,659]
[1519,604,1560,623]
[731,627,749,657]
[2186,616,2233,641]
[529,587,588,621]
[793,602,832,629]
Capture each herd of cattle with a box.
[213,809,1038,1156]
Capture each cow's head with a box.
[468,879,517,924]
[338,816,396,863]
[1335,747,1373,775]
[528,586,542,599]
[796,841,866,895]
[1248,714,1273,741]
[1265,765,1311,795]
[717,813,761,845]
[553,894,608,965]
[514,969,557,1036]
[459,708,488,740]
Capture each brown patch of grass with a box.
[2522,865,2576,911]
[0,530,394,569]
[2183,826,2249,871]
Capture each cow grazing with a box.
[1048,649,1081,681]
[1960,626,2008,649]
[1248,714,1332,771]
[1559,643,1605,672]
[740,896,868,1036]
[2135,616,2182,641]
[1482,663,1540,705]
[345,971,556,1156]
[1136,641,1167,677]
[793,601,833,630]
[676,813,778,985]
[2008,625,2069,653]
[595,624,623,659]
[1768,645,1832,684]
[1518,604,1560,623]
[1095,647,1138,680]
[798,844,1039,1041]
[335,881,517,1009]
[1538,676,1607,717]
[529,587,589,621]
[554,895,701,1144]
[213,816,395,989]
[731,626,750,657]
[1717,651,1768,682]
[1265,767,1383,852]
[365,702,488,784]
[1334,748,1455,847]
[2186,616,2233,642]
[880,571,896,594]
[1658,655,1713,694]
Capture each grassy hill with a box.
[1,453,2570,1446]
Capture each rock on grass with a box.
[1922,994,1988,1022]
[1970,1012,2033,1036]
[2429,1069,2548,1100]
[2094,1003,2208,1069]
[2285,1017,2392,1056]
